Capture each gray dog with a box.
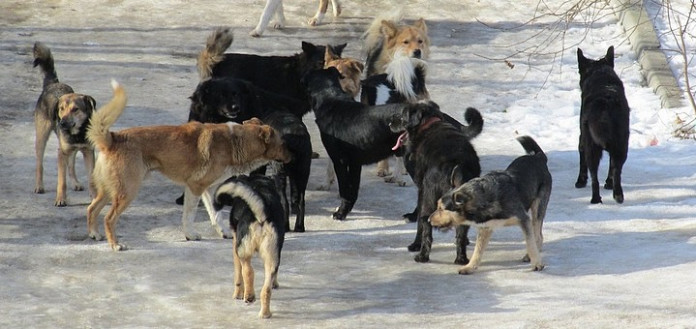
[428,136,551,274]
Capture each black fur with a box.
[209,41,346,118]
[575,46,630,204]
[302,67,413,220]
[388,101,481,265]
[181,77,312,232]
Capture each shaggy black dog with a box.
[302,67,416,220]
[213,174,285,318]
[181,77,312,232]
[429,136,551,274]
[575,46,630,204]
[389,101,481,265]
[198,27,346,118]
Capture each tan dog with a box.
[363,10,430,177]
[32,42,97,206]
[363,10,430,77]
[323,45,364,99]
[86,81,291,251]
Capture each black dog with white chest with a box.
[184,77,312,232]
[213,174,285,318]
[575,46,630,204]
[429,136,551,274]
[302,67,417,220]
[388,101,482,265]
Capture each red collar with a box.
[418,116,441,134]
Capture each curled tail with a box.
[516,135,547,162]
[33,42,59,88]
[213,177,267,223]
[87,80,127,150]
[462,107,484,140]
[197,27,234,80]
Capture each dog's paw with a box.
[293,225,305,233]
[308,17,320,26]
[522,254,531,263]
[531,263,545,271]
[73,184,84,191]
[458,265,476,275]
[111,243,127,251]
[403,213,418,223]
[272,21,284,29]
[233,288,244,299]
[34,186,45,194]
[407,242,420,252]
[185,232,202,241]
[88,232,103,241]
[245,294,256,304]
[54,199,67,207]
[376,169,390,177]
[613,191,624,204]
[259,310,272,319]
[574,179,587,188]
[454,256,469,265]
[414,254,430,263]
[332,211,346,221]
[590,196,602,204]
[249,29,262,38]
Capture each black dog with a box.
[213,175,285,318]
[388,101,481,265]
[429,136,551,274]
[303,67,417,220]
[575,46,630,204]
[182,77,312,232]
[197,27,346,118]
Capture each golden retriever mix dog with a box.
[86,81,291,251]
[363,10,430,177]
[323,45,364,99]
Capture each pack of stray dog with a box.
[26,3,645,319]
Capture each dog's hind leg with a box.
[609,150,626,204]
[250,0,282,37]
[103,195,135,251]
[86,189,109,241]
[201,186,233,239]
[241,257,256,303]
[232,233,244,300]
[82,149,96,198]
[458,227,493,275]
[586,144,604,204]
[454,225,470,265]
[259,236,280,318]
[519,213,544,271]
[574,134,588,188]
[332,160,359,220]
[309,0,328,26]
[33,119,52,194]
[182,187,204,241]
[376,159,391,177]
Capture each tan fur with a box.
[197,27,234,80]
[86,81,291,251]
[323,47,364,98]
[33,42,97,206]
[232,224,280,318]
[363,11,430,77]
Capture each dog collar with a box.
[418,116,441,134]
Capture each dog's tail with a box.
[213,177,267,223]
[461,107,484,140]
[197,27,234,80]
[517,135,547,162]
[87,80,127,150]
[33,42,59,88]
[362,8,404,56]
[386,52,428,102]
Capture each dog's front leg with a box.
[55,149,70,207]
[182,187,202,241]
[250,0,282,37]
[201,187,232,238]
[458,227,493,275]
[83,148,96,199]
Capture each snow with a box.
[1,0,695,328]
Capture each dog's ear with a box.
[84,96,97,112]
[258,125,274,144]
[351,61,365,74]
[577,48,587,72]
[380,20,399,40]
[414,18,428,34]
[325,46,339,64]
[330,43,347,57]
[605,46,615,68]
[450,164,467,188]
[302,41,318,55]
[243,117,264,126]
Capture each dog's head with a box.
[381,18,430,60]
[301,66,346,97]
[301,41,347,73]
[428,166,481,229]
[324,46,364,98]
[57,93,96,135]
[577,46,615,84]
[388,100,441,134]
[190,78,255,123]
[240,118,292,164]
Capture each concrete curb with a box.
[611,0,683,108]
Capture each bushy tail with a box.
[213,177,267,223]
[362,8,404,56]
[87,80,127,150]
[462,107,484,140]
[33,42,59,88]
[516,135,547,162]
[197,27,234,80]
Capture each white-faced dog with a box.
[428,136,551,274]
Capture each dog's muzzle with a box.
[59,119,75,130]
[413,49,422,59]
